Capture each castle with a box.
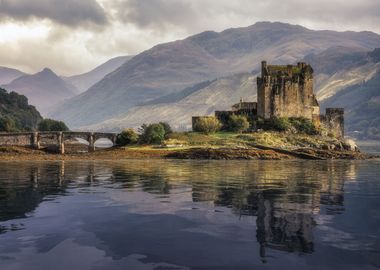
[193,61,344,138]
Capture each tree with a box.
[193,117,221,134]
[117,128,139,145]
[0,88,42,131]
[139,123,166,144]
[159,122,173,138]
[38,119,69,131]
[0,116,17,132]
[227,115,250,133]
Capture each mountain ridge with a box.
[3,68,78,115]
[0,66,26,85]
[49,22,380,129]
[65,55,133,93]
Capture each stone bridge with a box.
[0,131,118,154]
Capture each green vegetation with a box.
[0,88,42,132]
[227,115,250,133]
[159,122,173,138]
[257,117,318,135]
[38,119,69,131]
[117,123,174,146]
[139,123,169,144]
[192,116,221,134]
[165,131,342,150]
[117,128,139,145]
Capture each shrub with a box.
[271,117,291,132]
[193,117,221,134]
[289,117,318,135]
[139,123,166,144]
[117,128,139,145]
[227,115,250,133]
[38,119,69,131]
[159,122,173,138]
[256,117,318,135]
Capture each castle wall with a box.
[257,61,316,120]
[323,108,345,138]
[257,77,272,118]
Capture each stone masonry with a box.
[192,61,344,138]
[257,61,320,120]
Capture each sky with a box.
[0,0,379,76]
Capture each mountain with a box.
[0,88,42,131]
[49,22,380,129]
[65,55,133,93]
[80,73,256,131]
[303,46,378,100]
[82,46,380,133]
[322,48,380,139]
[3,68,78,115]
[0,67,26,85]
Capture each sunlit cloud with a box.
[0,0,379,76]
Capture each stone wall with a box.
[323,108,345,138]
[0,132,118,154]
[0,133,34,146]
[257,61,318,120]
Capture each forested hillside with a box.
[0,88,42,132]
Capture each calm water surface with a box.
[0,159,379,270]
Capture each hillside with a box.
[49,22,380,129]
[3,68,78,115]
[0,88,42,131]
[322,50,380,139]
[65,55,133,93]
[79,46,380,132]
[0,67,26,85]
[303,46,380,101]
[79,73,256,131]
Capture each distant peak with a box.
[249,21,308,31]
[36,67,59,78]
[41,67,54,73]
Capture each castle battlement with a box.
[193,61,345,138]
[257,61,318,120]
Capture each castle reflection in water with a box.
[0,160,358,259]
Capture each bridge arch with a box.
[0,131,118,154]
[93,133,117,150]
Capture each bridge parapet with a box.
[0,131,119,154]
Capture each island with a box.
[0,62,377,160]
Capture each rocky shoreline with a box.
[0,145,376,161]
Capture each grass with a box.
[165,131,343,150]
[116,131,344,152]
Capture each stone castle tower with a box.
[257,61,320,120]
[194,61,345,138]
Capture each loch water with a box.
[0,159,379,270]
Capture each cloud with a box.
[108,0,380,34]
[1,0,380,75]
[0,0,108,27]
[115,0,195,29]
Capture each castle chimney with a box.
[261,61,267,76]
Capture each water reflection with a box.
[1,160,379,269]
